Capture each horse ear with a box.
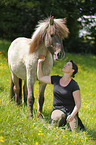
[50,16,54,25]
[63,18,66,23]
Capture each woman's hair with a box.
[70,60,78,78]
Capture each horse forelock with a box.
[54,19,69,39]
[29,18,69,53]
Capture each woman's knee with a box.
[51,110,66,126]
[69,116,78,131]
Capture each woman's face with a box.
[62,62,74,73]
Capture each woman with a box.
[37,56,85,131]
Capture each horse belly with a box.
[9,59,26,80]
[8,37,30,80]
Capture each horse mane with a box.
[29,17,69,53]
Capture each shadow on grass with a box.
[87,129,96,141]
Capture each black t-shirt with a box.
[51,75,80,113]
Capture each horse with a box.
[8,16,69,118]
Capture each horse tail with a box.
[10,78,22,103]
[10,78,15,100]
[19,78,22,103]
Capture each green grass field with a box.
[0,39,96,145]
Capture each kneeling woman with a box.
[37,57,85,131]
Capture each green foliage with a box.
[0,0,96,53]
[0,39,96,144]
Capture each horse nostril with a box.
[57,51,62,57]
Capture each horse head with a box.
[29,16,69,60]
[45,16,69,61]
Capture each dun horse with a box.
[8,16,69,118]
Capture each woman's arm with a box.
[66,90,81,122]
[37,57,51,84]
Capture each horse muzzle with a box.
[53,48,65,61]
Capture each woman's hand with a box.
[37,54,51,84]
[66,114,74,122]
[38,55,45,63]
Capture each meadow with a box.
[0,39,96,145]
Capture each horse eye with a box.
[51,34,54,37]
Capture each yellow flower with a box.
[35,142,39,145]
[0,136,4,142]
[76,134,78,136]
[83,131,86,134]
[73,141,75,143]
[38,132,43,136]
[81,140,83,142]
[38,133,41,136]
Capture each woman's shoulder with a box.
[71,79,80,90]
[51,75,62,84]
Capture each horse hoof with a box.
[37,112,44,120]
[28,113,33,119]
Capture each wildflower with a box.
[0,136,4,142]
[63,136,65,138]
[76,134,78,136]
[83,131,86,134]
[81,140,83,142]
[38,133,41,136]
[38,132,43,136]
[73,141,75,143]
[35,142,38,145]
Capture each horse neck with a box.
[37,44,48,57]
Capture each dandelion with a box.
[63,136,65,138]
[38,133,41,136]
[76,134,78,136]
[73,141,75,143]
[81,140,83,142]
[38,132,43,136]
[83,131,86,134]
[0,136,4,142]
[35,142,39,145]
[66,143,68,144]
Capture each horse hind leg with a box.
[37,82,47,119]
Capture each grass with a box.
[0,39,96,145]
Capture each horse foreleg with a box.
[27,79,35,118]
[23,80,27,105]
[37,82,47,119]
